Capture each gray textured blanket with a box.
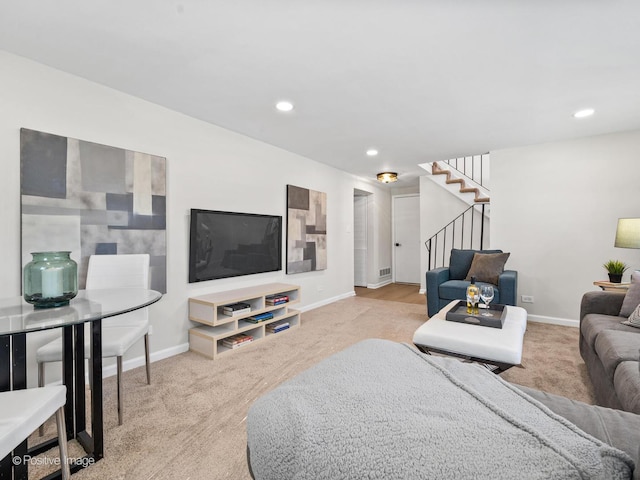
[247,339,634,479]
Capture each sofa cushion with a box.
[620,272,640,317]
[581,313,639,351]
[614,361,640,414]
[438,280,501,303]
[594,330,640,381]
[448,249,502,280]
[465,252,510,285]
[518,384,640,470]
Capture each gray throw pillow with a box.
[620,271,640,318]
[622,303,640,328]
[465,252,510,285]
[449,249,503,280]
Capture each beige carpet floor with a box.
[31,295,593,479]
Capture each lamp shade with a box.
[614,218,640,249]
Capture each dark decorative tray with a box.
[445,300,506,329]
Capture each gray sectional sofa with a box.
[248,339,640,479]
[580,290,640,414]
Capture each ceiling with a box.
[2,1,640,188]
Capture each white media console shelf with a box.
[188,282,301,359]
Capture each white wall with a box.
[0,51,392,382]
[491,130,640,324]
[419,176,486,292]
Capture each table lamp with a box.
[615,218,640,249]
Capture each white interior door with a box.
[393,195,421,284]
[353,195,367,287]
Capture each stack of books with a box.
[266,321,290,334]
[222,333,253,349]
[246,312,274,323]
[266,294,289,306]
[222,302,251,316]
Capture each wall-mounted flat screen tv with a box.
[189,209,282,282]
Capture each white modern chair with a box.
[0,385,70,479]
[37,254,152,425]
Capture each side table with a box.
[593,281,631,292]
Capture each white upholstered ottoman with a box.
[413,300,527,372]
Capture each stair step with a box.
[432,161,490,204]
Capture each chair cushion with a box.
[448,249,502,280]
[0,386,66,459]
[438,280,500,303]
[465,252,510,284]
[36,322,149,362]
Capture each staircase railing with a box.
[425,203,488,270]
[444,153,489,189]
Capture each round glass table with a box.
[0,288,162,478]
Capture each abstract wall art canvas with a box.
[20,128,167,292]
[286,185,327,274]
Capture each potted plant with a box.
[603,260,629,283]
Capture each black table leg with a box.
[91,318,103,460]
[0,335,11,480]
[74,324,86,436]
[0,334,28,480]
[62,325,75,441]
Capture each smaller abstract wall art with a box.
[286,185,327,274]
[20,128,167,292]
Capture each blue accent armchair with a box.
[426,248,518,317]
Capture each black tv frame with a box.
[188,208,282,283]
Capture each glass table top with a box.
[0,289,162,336]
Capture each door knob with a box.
[395,243,401,246]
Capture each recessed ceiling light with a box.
[574,108,594,118]
[276,101,294,112]
[366,149,379,157]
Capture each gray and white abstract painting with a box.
[286,184,327,274]
[20,128,167,292]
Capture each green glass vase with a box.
[23,251,78,308]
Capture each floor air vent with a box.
[379,267,391,276]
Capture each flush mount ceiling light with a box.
[366,149,379,157]
[574,108,595,118]
[376,172,398,183]
[275,101,294,112]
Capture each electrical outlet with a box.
[521,295,534,303]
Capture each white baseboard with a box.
[366,279,392,289]
[101,342,190,379]
[527,314,579,328]
[419,288,425,295]
[299,291,356,312]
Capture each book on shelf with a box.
[267,322,290,333]
[222,307,251,316]
[246,312,274,323]
[223,302,251,312]
[222,333,253,347]
[223,340,253,349]
[266,294,289,305]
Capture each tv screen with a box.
[189,209,282,282]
